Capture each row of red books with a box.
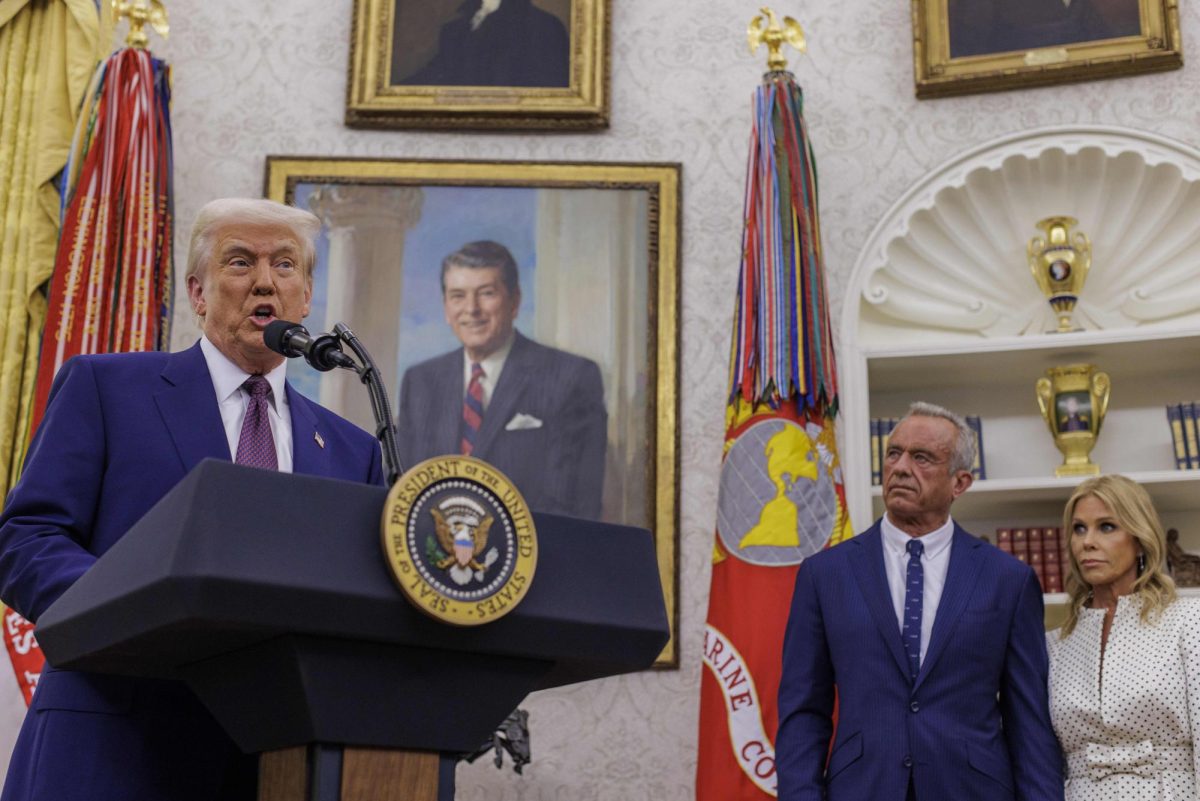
[996,527,1067,594]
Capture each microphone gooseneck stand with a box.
[329,323,529,768]
[328,322,405,487]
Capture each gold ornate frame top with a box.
[913,0,1182,99]
[346,0,610,130]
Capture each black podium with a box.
[35,460,670,800]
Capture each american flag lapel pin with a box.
[314,431,325,449]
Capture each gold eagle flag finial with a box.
[748,7,806,72]
[112,0,169,50]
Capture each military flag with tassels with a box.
[4,0,174,708]
[696,11,852,800]
[0,0,111,711]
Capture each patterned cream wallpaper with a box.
[2,0,1199,797]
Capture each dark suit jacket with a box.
[949,0,1139,58]
[0,342,383,801]
[398,0,570,87]
[776,522,1063,801]
[397,331,606,519]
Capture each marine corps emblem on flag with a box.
[381,456,536,625]
[717,416,848,566]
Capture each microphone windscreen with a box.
[263,319,304,356]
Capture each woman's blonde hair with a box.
[1059,474,1176,637]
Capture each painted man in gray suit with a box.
[397,240,607,519]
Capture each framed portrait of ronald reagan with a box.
[912,0,1181,98]
[346,0,609,130]
[265,156,681,666]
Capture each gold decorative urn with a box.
[1035,364,1111,477]
[1028,216,1091,333]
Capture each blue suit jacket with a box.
[0,342,382,801]
[776,522,1063,801]
[397,331,607,519]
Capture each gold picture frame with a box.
[913,0,1182,99]
[265,157,681,666]
[347,0,610,129]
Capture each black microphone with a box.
[263,320,356,372]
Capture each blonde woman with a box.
[1048,474,1200,799]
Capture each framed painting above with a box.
[264,157,681,666]
[347,0,609,130]
[913,0,1182,98]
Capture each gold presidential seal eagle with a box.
[381,455,537,625]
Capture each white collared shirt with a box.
[199,336,293,472]
[460,332,515,411]
[881,513,955,665]
[471,0,502,30]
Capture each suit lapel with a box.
[473,333,533,457]
[287,383,331,477]
[154,343,230,470]
[849,527,911,681]
[914,526,985,691]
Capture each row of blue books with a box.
[870,415,986,485]
[1166,403,1200,469]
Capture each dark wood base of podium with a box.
[259,745,454,801]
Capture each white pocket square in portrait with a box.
[505,413,543,431]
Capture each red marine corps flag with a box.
[4,3,174,707]
[696,12,852,799]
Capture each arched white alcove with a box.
[840,125,1200,546]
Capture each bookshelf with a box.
[869,469,1200,520]
[860,334,1200,549]
[840,124,1200,607]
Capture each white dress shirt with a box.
[881,513,955,665]
[471,0,502,29]
[460,332,515,411]
[199,336,293,472]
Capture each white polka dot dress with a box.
[1046,595,1200,801]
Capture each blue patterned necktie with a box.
[235,375,277,470]
[903,538,924,681]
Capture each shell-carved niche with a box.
[852,126,1200,346]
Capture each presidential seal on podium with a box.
[381,456,537,625]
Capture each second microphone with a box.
[263,320,357,372]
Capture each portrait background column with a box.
[534,188,650,525]
[307,185,424,432]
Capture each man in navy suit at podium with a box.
[0,198,383,801]
[776,402,1063,801]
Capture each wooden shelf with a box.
[865,327,1200,394]
[870,469,1200,519]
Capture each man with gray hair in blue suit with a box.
[777,401,1063,801]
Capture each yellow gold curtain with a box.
[0,0,106,496]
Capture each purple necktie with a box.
[235,375,278,470]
